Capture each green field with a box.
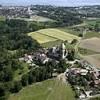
[86,18,100,26]
[38,28,80,41]
[28,32,57,44]
[41,40,63,48]
[58,27,81,36]
[0,16,6,21]
[28,28,80,44]
[8,79,75,100]
[13,15,54,22]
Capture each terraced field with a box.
[8,79,75,100]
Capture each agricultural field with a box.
[28,32,57,44]
[41,40,62,48]
[13,15,54,22]
[83,54,100,69]
[31,15,54,22]
[8,79,75,100]
[28,28,80,47]
[37,28,80,41]
[0,16,6,21]
[79,37,100,53]
[58,27,81,36]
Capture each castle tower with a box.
[61,43,68,59]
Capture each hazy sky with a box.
[1,0,100,6]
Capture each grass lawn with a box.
[8,79,75,100]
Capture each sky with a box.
[0,0,100,6]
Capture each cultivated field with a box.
[83,54,100,69]
[28,32,57,44]
[31,15,54,22]
[79,37,100,53]
[13,15,53,22]
[28,28,80,47]
[0,16,5,21]
[37,28,80,41]
[8,79,75,100]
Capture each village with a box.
[19,41,100,100]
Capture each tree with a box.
[21,74,28,86]
[58,60,66,73]
[11,81,22,93]
[67,49,75,61]
[0,84,6,97]
[71,39,78,44]
[3,66,13,82]
[94,22,100,32]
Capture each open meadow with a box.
[8,79,75,100]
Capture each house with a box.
[33,52,49,64]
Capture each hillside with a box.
[8,79,75,100]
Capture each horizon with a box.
[0,0,100,7]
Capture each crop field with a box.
[13,15,53,22]
[8,79,75,100]
[28,28,80,47]
[83,54,100,69]
[58,27,81,36]
[37,28,80,41]
[41,40,62,48]
[31,15,54,22]
[28,32,57,44]
[79,37,100,53]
